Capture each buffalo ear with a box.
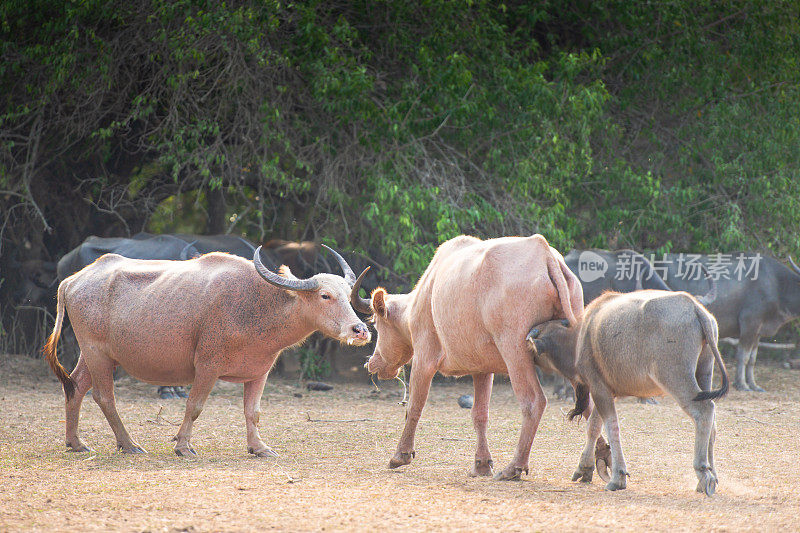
[371,288,388,318]
[278,265,298,280]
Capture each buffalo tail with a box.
[546,252,578,327]
[43,280,75,400]
[692,306,729,401]
[568,382,591,421]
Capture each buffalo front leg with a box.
[86,354,144,454]
[494,348,547,481]
[389,360,437,469]
[734,319,761,391]
[592,390,628,491]
[243,373,277,458]
[469,372,494,477]
[65,355,93,452]
[174,370,218,457]
[572,402,603,483]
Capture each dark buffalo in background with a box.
[564,249,671,302]
[56,234,201,281]
[657,252,800,392]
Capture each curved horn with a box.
[696,264,717,306]
[789,256,800,277]
[180,240,199,260]
[321,244,356,285]
[350,266,373,314]
[253,246,319,292]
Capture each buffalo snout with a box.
[343,321,371,346]
[352,323,371,343]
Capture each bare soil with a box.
[1,353,798,532]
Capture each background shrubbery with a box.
[2,1,799,354]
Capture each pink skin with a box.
[45,252,370,456]
[365,235,583,479]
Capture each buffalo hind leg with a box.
[389,357,437,469]
[243,373,277,458]
[87,354,144,453]
[494,344,546,481]
[745,345,764,392]
[695,346,718,479]
[65,354,93,452]
[174,370,218,457]
[675,366,717,495]
[469,372,494,477]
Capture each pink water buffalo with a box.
[352,234,584,479]
[45,245,370,456]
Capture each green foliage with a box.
[297,344,330,381]
[1,0,799,296]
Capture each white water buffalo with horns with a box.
[44,245,371,456]
[526,274,728,495]
[352,234,584,480]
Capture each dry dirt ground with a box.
[1,353,799,532]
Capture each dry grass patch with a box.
[1,353,798,531]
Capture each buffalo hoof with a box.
[748,384,765,393]
[571,466,593,483]
[66,440,92,453]
[174,444,197,457]
[604,479,627,491]
[249,446,279,458]
[696,469,718,496]
[493,465,528,481]
[158,386,177,399]
[733,381,751,392]
[118,443,146,454]
[172,386,189,398]
[469,458,494,477]
[388,450,415,469]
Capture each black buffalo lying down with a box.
[659,252,800,392]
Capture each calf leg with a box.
[469,372,494,477]
[494,346,547,481]
[243,373,277,458]
[389,358,437,469]
[572,401,603,483]
[591,389,627,491]
[679,398,717,495]
[86,354,144,453]
[174,370,218,456]
[65,355,93,452]
[695,346,718,478]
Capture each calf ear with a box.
[371,288,388,318]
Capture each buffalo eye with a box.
[321,293,331,300]
[561,319,570,327]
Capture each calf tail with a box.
[546,252,579,327]
[693,305,729,401]
[43,280,75,400]
[568,382,591,421]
